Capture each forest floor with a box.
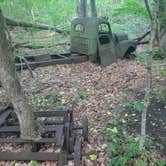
[0,29,166,166]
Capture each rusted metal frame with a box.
[0,107,83,164]
[15,55,88,70]
[55,125,64,146]
[0,103,12,114]
[0,125,63,133]
[0,109,12,126]
[74,138,81,166]
[0,152,69,161]
[62,122,71,153]
[0,138,56,143]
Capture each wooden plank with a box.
[0,138,56,143]
[0,152,63,161]
[55,125,64,146]
[0,109,12,126]
[0,125,64,133]
[34,110,68,117]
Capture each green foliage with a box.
[28,161,38,166]
[153,47,164,60]
[155,159,166,166]
[0,0,149,38]
[0,0,75,29]
[157,86,166,102]
[121,101,144,112]
[106,115,148,166]
[160,69,166,75]
[112,0,148,18]
[137,52,150,62]
[32,91,65,109]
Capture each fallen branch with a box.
[134,30,151,42]
[137,41,149,45]
[5,17,69,35]
[18,56,34,77]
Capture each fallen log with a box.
[5,17,69,35]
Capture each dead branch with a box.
[5,17,69,35]
[137,41,149,45]
[18,56,34,77]
[134,31,151,42]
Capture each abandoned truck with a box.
[71,17,137,66]
[15,17,137,69]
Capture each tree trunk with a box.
[159,0,166,59]
[90,0,97,17]
[139,0,159,150]
[0,9,41,140]
[80,0,87,17]
[76,0,81,17]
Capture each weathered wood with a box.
[34,110,68,117]
[0,152,65,161]
[74,138,81,166]
[0,138,56,143]
[0,109,12,126]
[0,125,63,133]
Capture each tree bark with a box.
[159,0,166,58]
[139,0,159,150]
[76,0,81,17]
[90,0,97,17]
[5,17,69,34]
[0,9,41,140]
[80,0,87,17]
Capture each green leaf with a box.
[28,161,38,166]
[89,154,97,161]
[135,159,145,166]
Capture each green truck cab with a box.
[71,17,136,66]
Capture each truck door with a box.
[97,23,117,66]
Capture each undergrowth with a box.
[106,105,166,166]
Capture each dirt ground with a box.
[0,30,166,165]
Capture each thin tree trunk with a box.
[139,56,152,150]
[0,9,41,140]
[76,0,81,17]
[80,0,87,17]
[90,0,97,17]
[140,0,159,150]
[159,0,166,59]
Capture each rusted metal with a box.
[14,18,137,71]
[0,106,88,164]
[71,17,137,66]
[15,53,88,70]
[0,109,11,126]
